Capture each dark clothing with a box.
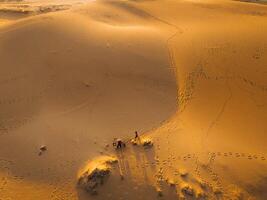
[117,140,123,149]
[135,132,139,139]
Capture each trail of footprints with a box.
[154,150,266,191]
[175,151,266,199]
[0,116,35,136]
[0,73,28,87]
[178,65,209,112]
[0,73,56,136]
[208,151,266,161]
[0,73,56,106]
[50,181,76,200]
[0,159,14,194]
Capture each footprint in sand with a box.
[261,157,265,161]
[228,152,233,156]
[212,175,219,181]
[253,155,258,159]
[248,155,252,160]
[235,153,240,157]
[223,153,228,157]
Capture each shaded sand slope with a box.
[0,1,177,199]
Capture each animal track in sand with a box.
[0,72,56,107]
[198,153,225,198]
[0,73,56,135]
[235,153,240,157]
[0,159,14,192]
[50,182,76,200]
[239,76,267,93]
[121,133,266,199]
[115,145,266,200]
[178,65,210,113]
[0,116,35,136]
[0,73,28,87]
[210,151,266,162]
[186,151,265,190]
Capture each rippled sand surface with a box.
[0,0,94,21]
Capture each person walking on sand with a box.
[134,131,139,141]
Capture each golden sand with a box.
[0,0,267,199]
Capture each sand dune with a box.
[0,0,267,199]
[0,1,177,199]
[0,0,93,24]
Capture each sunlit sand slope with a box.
[0,0,267,200]
[118,0,267,200]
